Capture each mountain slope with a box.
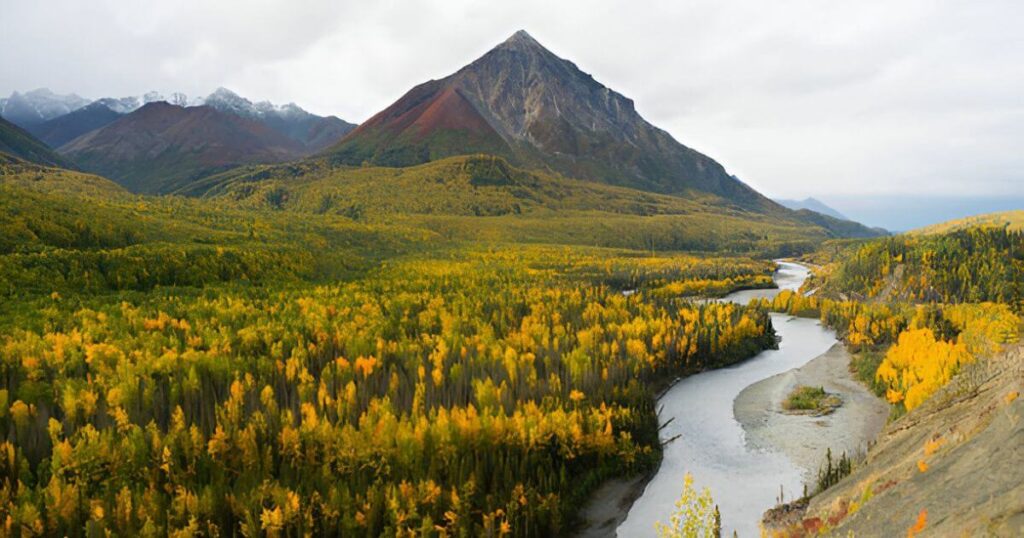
[182,154,733,215]
[323,30,768,207]
[910,210,1024,234]
[186,154,880,254]
[0,116,75,168]
[790,208,887,239]
[30,101,123,147]
[775,197,847,220]
[59,102,306,193]
[766,345,1023,537]
[201,87,356,151]
[261,107,356,151]
[0,88,90,129]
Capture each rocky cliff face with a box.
[325,31,769,207]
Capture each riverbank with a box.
[734,342,888,484]
[763,345,1024,536]
[574,473,653,538]
[616,262,840,537]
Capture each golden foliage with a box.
[654,473,719,538]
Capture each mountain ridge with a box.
[29,101,123,148]
[59,102,307,193]
[200,87,357,150]
[3,87,357,153]
[0,88,90,128]
[0,116,75,168]
[774,197,848,220]
[187,153,885,251]
[324,30,770,207]
[909,209,1024,234]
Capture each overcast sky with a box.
[2,0,1021,200]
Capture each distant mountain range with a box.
[774,197,847,220]
[1,87,355,154]
[0,88,357,193]
[29,101,124,148]
[200,88,356,152]
[0,88,91,128]
[324,30,768,208]
[59,102,309,194]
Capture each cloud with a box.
[1,0,1021,197]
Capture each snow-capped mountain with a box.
[198,87,261,117]
[60,101,308,194]
[4,87,356,152]
[0,89,91,128]
[32,101,124,148]
[94,91,191,114]
[99,87,357,150]
[193,88,356,151]
[198,88,321,121]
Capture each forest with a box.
[0,192,780,537]
[1,158,1021,536]
[812,227,1023,307]
[763,226,1022,413]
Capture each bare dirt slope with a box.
[765,345,1024,537]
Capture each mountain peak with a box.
[774,197,848,221]
[324,31,769,205]
[498,30,543,50]
[1,89,91,127]
[485,30,561,63]
[210,87,240,98]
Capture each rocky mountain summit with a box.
[325,30,768,206]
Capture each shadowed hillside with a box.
[0,116,75,168]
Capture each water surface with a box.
[618,262,837,537]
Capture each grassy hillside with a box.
[807,227,1023,308]
[183,154,712,213]
[0,160,437,299]
[910,209,1024,234]
[0,117,75,168]
[184,154,880,255]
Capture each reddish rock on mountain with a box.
[60,102,306,193]
[325,30,767,207]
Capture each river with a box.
[617,261,838,537]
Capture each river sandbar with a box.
[733,343,888,484]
